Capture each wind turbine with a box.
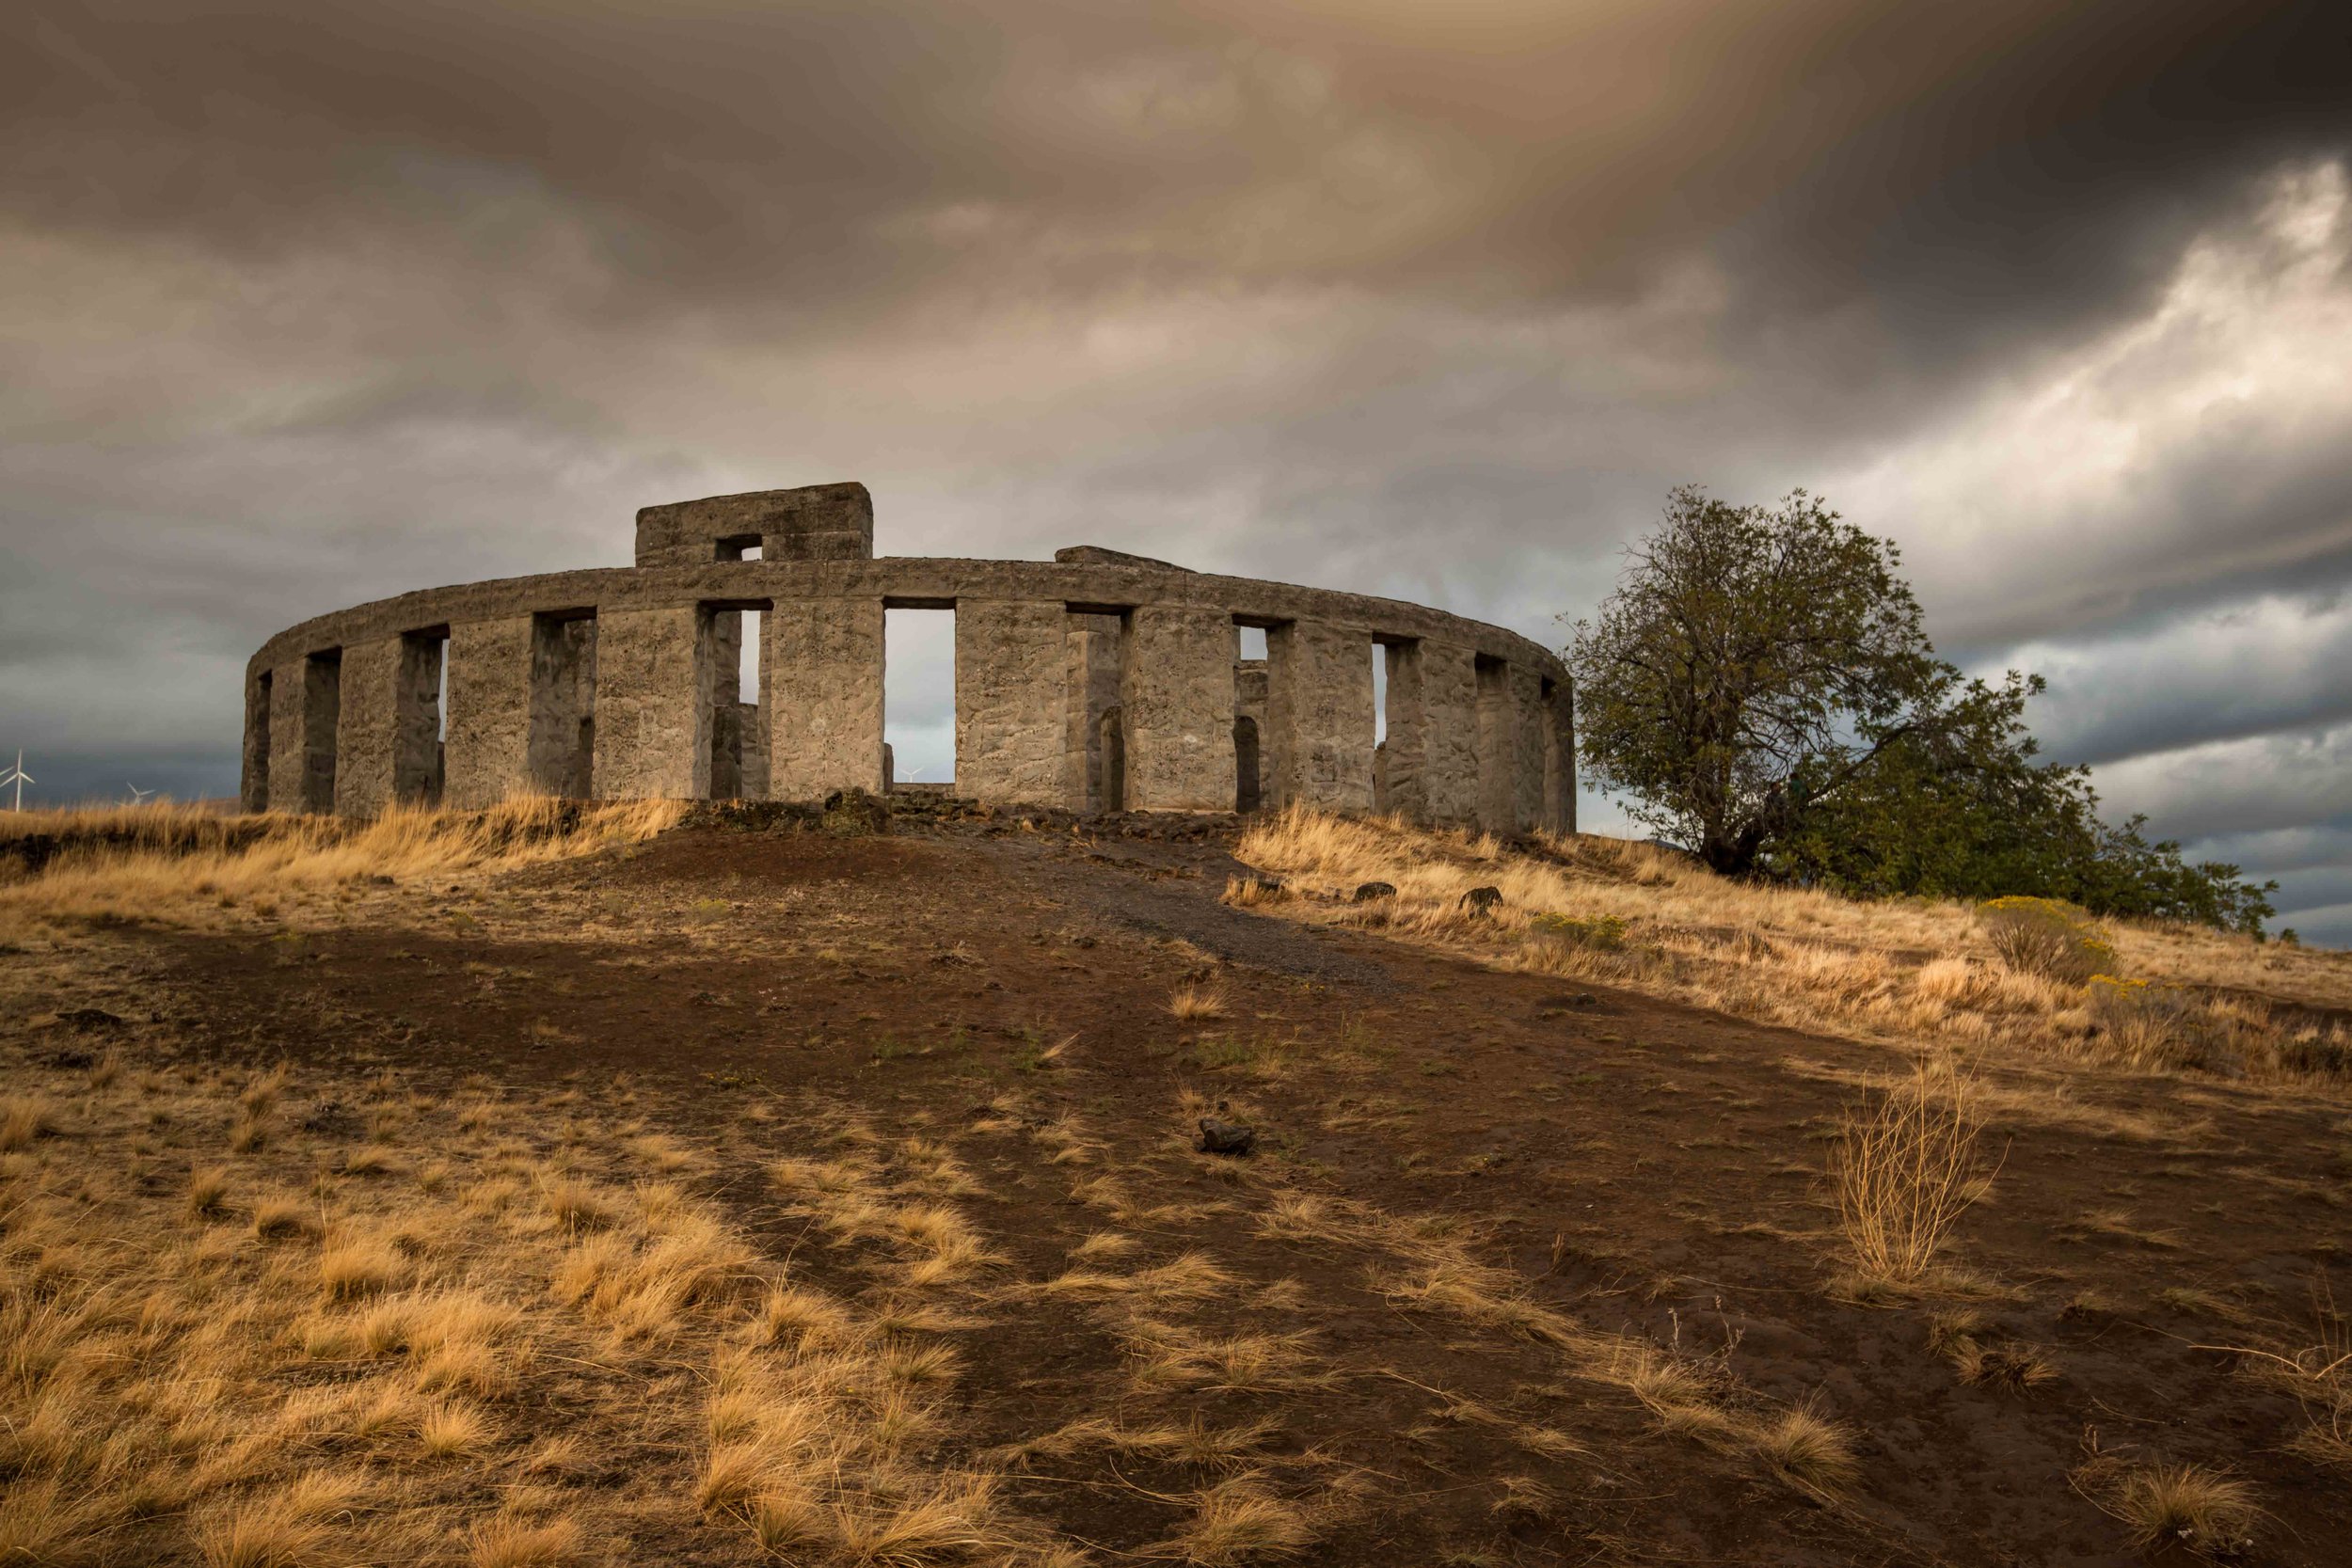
[0,750,29,813]
[126,784,155,805]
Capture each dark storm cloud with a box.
[4,0,2351,937]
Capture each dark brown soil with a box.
[18,816,2352,1565]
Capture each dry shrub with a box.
[1829,1058,1999,1291]
[1979,896,2111,985]
[1155,1477,1313,1564]
[1753,1406,1860,1493]
[0,1095,56,1151]
[468,1515,582,1568]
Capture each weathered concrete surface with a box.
[241,670,272,813]
[528,616,597,798]
[393,634,445,808]
[246,483,1572,822]
[955,599,1067,805]
[1065,614,1123,811]
[1121,606,1236,812]
[443,616,535,809]
[1266,619,1375,812]
[636,483,873,568]
[765,594,884,797]
[594,605,709,800]
[332,639,400,817]
[1234,661,1267,814]
[1543,678,1575,834]
[1386,641,1482,829]
[1475,656,1515,834]
[1511,664,1547,835]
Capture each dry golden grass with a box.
[0,1036,1065,1565]
[1168,983,1231,1022]
[0,794,686,937]
[1229,806,2352,1088]
[2075,1449,2262,1558]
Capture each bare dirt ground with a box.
[7,813,2349,1566]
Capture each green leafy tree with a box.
[1568,485,2279,934]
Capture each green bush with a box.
[1529,912,1629,952]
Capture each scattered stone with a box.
[55,1007,128,1032]
[46,1049,95,1069]
[299,1099,357,1136]
[1352,881,1397,903]
[1197,1117,1257,1156]
[1460,886,1503,915]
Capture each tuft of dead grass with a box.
[1829,1057,2000,1292]
[1168,984,1230,1022]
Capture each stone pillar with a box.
[957,598,1070,807]
[241,667,273,814]
[527,615,598,799]
[1120,605,1235,812]
[1065,613,1123,811]
[1265,619,1375,812]
[1542,676,1575,834]
[264,659,307,814]
[1233,660,1267,814]
[1512,664,1547,835]
[1386,641,1480,829]
[1474,656,1516,834]
[332,638,401,817]
[392,633,447,809]
[444,616,536,809]
[766,595,884,798]
[595,604,711,800]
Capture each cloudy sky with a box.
[5,1,2349,937]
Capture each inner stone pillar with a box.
[707,608,745,800]
[1265,619,1375,812]
[1120,605,1235,812]
[1474,655,1516,834]
[595,604,711,800]
[1512,664,1547,834]
[393,631,447,808]
[1233,659,1268,813]
[528,613,598,799]
[242,668,273,813]
[766,595,885,798]
[443,616,536,809]
[291,650,342,815]
[1542,676,1575,834]
[1064,612,1124,812]
[330,638,400,817]
[956,598,1070,807]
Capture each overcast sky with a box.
[5,2,2349,939]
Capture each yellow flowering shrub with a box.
[1977,895,2114,986]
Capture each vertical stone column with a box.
[1386,641,1480,829]
[241,667,273,814]
[766,594,884,798]
[1233,661,1268,813]
[1265,620,1375,812]
[264,659,307,813]
[1120,605,1235,811]
[1064,613,1122,811]
[443,616,536,808]
[1510,666,1547,834]
[1475,656,1516,834]
[392,633,446,808]
[332,638,401,817]
[595,604,711,800]
[1543,676,1575,834]
[957,598,1071,806]
[527,615,598,798]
